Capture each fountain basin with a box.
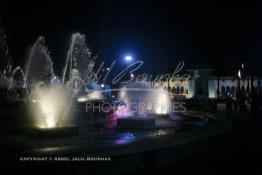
[147,113,170,119]
[117,116,155,129]
[1,126,79,138]
[26,127,79,138]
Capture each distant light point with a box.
[124,55,133,62]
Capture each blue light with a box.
[124,55,133,62]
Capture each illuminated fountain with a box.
[0,25,27,97]
[29,83,69,128]
[116,81,172,128]
[0,27,210,140]
[24,36,66,129]
[118,81,171,116]
[25,36,55,87]
[0,21,12,90]
[0,30,109,130]
[0,73,10,89]
[26,33,97,129]
[62,32,95,95]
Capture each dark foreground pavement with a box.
[0,112,261,175]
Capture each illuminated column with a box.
[217,76,220,98]
[208,80,216,98]
[188,80,195,98]
[259,76,261,96]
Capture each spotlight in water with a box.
[77,97,87,102]
[31,85,68,129]
[101,84,105,88]
[39,95,56,128]
[77,91,105,102]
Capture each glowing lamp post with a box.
[124,55,133,62]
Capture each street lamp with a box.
[124,55,133,62]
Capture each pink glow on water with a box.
[104,104,133,129]
[114,104,133,118]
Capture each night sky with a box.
[1,0,261,75]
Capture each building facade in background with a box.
[153,67,261,99]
